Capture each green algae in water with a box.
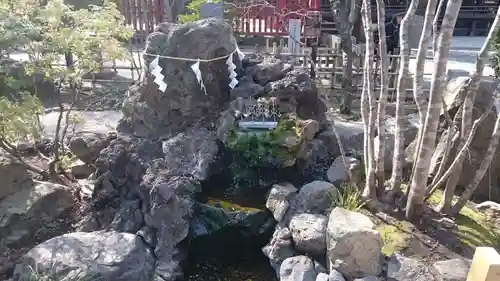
[206,197,263,213]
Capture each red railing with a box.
[119,0,165,43]
[231,0,321,36]
[118,0,320,42]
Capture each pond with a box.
[184,171,279,281]
[184,226,278,281]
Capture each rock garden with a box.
[1,18,498,281]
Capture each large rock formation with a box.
[9,17,354,281]
[120,18,237,138]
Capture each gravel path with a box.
[41,110,122,139]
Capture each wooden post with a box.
[466,247,500,281]
[288,19,302,55]
[310,44,317,79]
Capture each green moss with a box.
[425,188,500,250]
[377,223,411,256]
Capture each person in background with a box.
[373,14,401,57]
[385,14,401,55]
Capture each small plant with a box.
[226,119,301,188]
[330,182,366,212]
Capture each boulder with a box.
[120,19,237,138]
[431,76,500,201]
[69,159,95,178]
[289,213,327,256]
[375,113,420,171]
[266,183,298,222]
[295,181,337,215]
[13,231,155,281]
[266,69,327,125]
[190,198,275,239]
[262,226,297,274]
[280,255,319,281]
[316,270,346,281]
[230,75,265,99]
[387,253,436,281]
[297,138,333,181]
[68,131,115,164]
[0,154,33,200]
[432,259,471,281]
[327,156,362,185]
[0,181,74,247]
[246,57,289,85]
[326,208,383,279]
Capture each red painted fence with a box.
[118,0,165,42]
[232,0,321,36]
[118,0,320,42]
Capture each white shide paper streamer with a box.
[150,56,167,92]
[191,60,207,95]
[226,53,239,89]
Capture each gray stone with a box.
[266,183,297,222]
[476,201,500,211]
[328,269,347,281]
[316,273,330,281]
[433,76,500,201]
[280,255,318,281]
[327,156,361,185]
[432,259,471,281]
[326,207,383,279]
[13,231,155,281]
[289,214,327,256]
[318,118,364,154]
[266,69,327,124]
[120,19,237,138]
[68,131,114,164]
[161,127,220,182]
[262,226,297,274]
[230,76,265,99]
[0,153,33,200]
[69,159,95,178]
[296,181,337,214]
[297,138,332,180]
[248,57,287,85]
[387,253,436,281]
[0,181,74,246]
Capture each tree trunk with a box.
[389,0,419,194]
[406,0,463,221]
[438,5,500,213]
[432,0,446,53]
[163,0,185,23]
[332,0,355,114]
[361,0,377,202]
[374,0,389,195]
[408,0,438,193]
